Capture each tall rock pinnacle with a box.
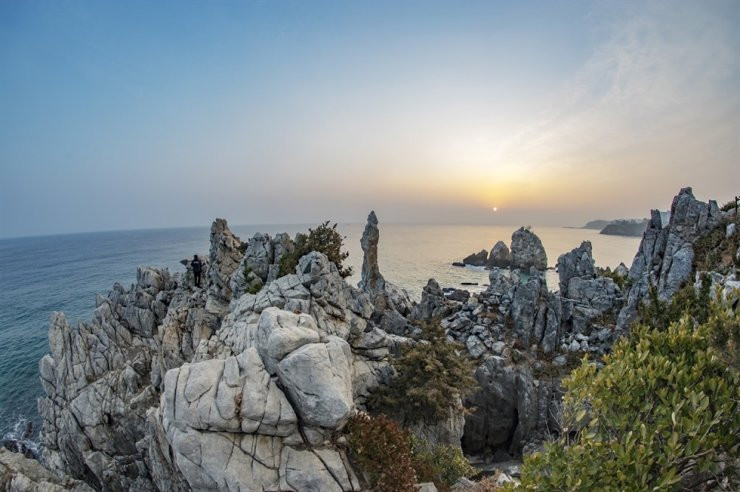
[359,211,385,297]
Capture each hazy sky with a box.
[1,0,739,238]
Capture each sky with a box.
[1,0,739,238]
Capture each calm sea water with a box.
[0,223,640,443]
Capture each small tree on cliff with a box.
[368,321,477,424]
[509,294,740,491]
[278,221,353,278]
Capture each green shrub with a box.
[346,412,418,492]
[278,221,352,278]
[410,435,476,491]
[596,266,630,291]
[720,199,738,213]
[637,275,712,332]
[509,298,740,491]
[693,219,740,273]
[368,321,477,424]
[706,290,740,371]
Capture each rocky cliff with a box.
[17,187,736,490]
[36,214,414,491]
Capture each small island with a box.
[577,212,670,237]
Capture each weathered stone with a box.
[277,337,354,429]
[488,241,512,268]
[557,241,595,294]
[207,219,245,317]
[359,211,384,300]
[0,446,93,491]
[510,228,547,270]
[617,188,722,331]
[411,279,457,322]
[463,250,488,267]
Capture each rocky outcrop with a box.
[462,357,562,456]
[488,241,511,268]
[359,211,385,301]
[359,212,413,326]
[557,241,595,294]
[37,218,409,491]
[617,187,721,331]
[229,232,297,301]
[0,446,93,491]
[463,250,488,267]
[510,228,547,270]
[33,190,726,488]
[207,218,245,316]
[410,279,459,322]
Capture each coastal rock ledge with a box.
[12,188,729,491]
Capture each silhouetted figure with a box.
[191,254,203,288]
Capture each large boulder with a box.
[510,228,547,270]
[277,337,354,428]
[557,241,595,294]
[488,241,512,268]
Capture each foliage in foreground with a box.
[692,216,740,273]
[638,274,712,332]
[368,322,477,424]
[278,221,353,278]
[346,413,475,492]
[346,413,418,492]
[509,296,740,491]
[410,435,476,491]
[596,266,630,291]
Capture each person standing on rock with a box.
[191,254,203,288]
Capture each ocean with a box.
[0,222,641,447]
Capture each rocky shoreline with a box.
[1,187,738,490]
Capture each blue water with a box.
[0,223,640,442]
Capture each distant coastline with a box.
[566,211,670,237]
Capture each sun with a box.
[492,207,498,212]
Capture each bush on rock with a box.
[368,321,477,424]
[510,296,740,491]
[346,412,476,492]
[279,221,353,278]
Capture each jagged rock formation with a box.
[229,232,296,302]
[617,187,721,331]
[614,262,629,277]
[35,217,418,491]
[557,241,595,294]
[446,237,626,456]
[206,218,245,316]
[457,229,546,271]
[359,211,413,335]
[26,188,731,489]
[359,211,384,300]
[410,279,460,322]
[1,446,92,491]
[463,250,488,267]
[488,241,511,268]
[510,227,547,270]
